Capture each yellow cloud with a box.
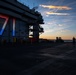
[40,5,72,10]
[46,12,69,15]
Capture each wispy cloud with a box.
[40,5,72,10]
[45,12,69,16]
[58,24,63,27]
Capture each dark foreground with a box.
[0,42,76,75]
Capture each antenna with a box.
[32,6,38,11]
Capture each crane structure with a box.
[0,0,44,43]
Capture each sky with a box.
[18,0,76,40]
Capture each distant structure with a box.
[0,0,44,43]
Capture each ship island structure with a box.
[0,0,44,43]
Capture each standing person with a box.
[73,37,75,47]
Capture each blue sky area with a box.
[18,0,76,40]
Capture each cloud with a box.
[40,5,72,10]
[58,24,63,27]
[45,12,69,16]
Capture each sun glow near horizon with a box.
[40,34,74,40]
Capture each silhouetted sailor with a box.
[73,37,75,47]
